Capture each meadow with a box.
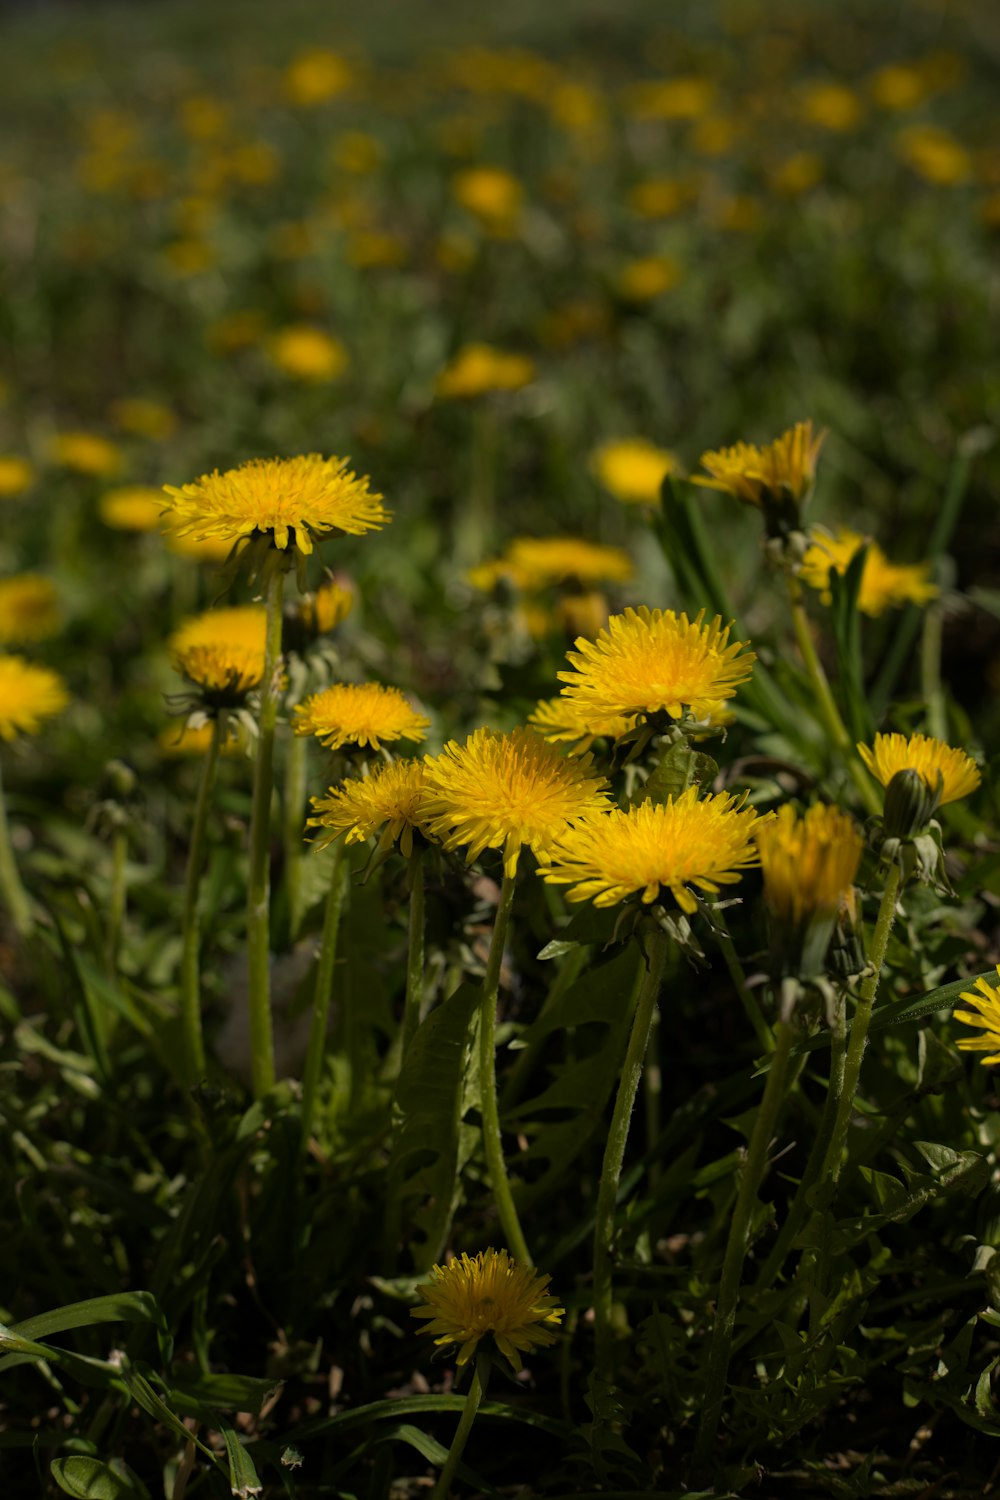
[2,0,1000,1495]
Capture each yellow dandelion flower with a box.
[293,683,429,753]
[109,397,177,441]
[284,48,352,107]
[169,606,267,658]
[624,76,715,121]
[411,1249,563,1372]
[954,967,1000,1066]
[556,606,754,724]
[627,176,690,219]
[170,643,265,702]
[158,720,248,757]
[268,326,348,383]
[468,537,633,594]
[51,431,123,477]
[162,531,235,563]
[161,453,389,556]
[554,591,611,642]
[331,130,384,175]
[590,437,680,505]
[799,528,938,616]
[767,152,824,197]
[436,344,535,399]
[452,166,524,232]
[0,456,36,498]
[798,81,862,132]
[0,656,69,740]
[99,485,165,532]
[0,576,61,644]
[858,732,980,807]
[298,578,355,636]
[896,124,971,185]
[692,420,826,510]
[870,63,929,111]
[420,726,610,877]
[309,758,429,857]
[756,803,863,926]
[617,256,682,302]
[528,695,637,753]
[537,787,763,913]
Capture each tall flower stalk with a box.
[179,715,224,1087]
[299,836,347,1150]
[0,758,32,937]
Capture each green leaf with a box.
[9,1292,166,1344]
[827,544,875,743]
[219,1419,263,1498]
[50,1457,150,1500]
[169,1371,281,1418]
[119,1365,220,1468]
[871,968,998,1032]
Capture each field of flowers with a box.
[3,0,1000,1495]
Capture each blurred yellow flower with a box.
[0,655,68,739]
[331,130,384,174]
[179,96,228,142]
[452,165,523,232]
[51,432,122,477]
[158,720,248,757]
[954,967,1000,1066]
[345,230,406,269]
[627,177,690,219]
[757,803,863,925]
[162,239,216,276]
[99,485,165,532]
[590,437,679,504]
[284,49,352,106]
[162,531,235,563]
[171,642,265,703]
[799,528,938,616]
[693,420,825,510]
[768,153,824,197]
[268,326,348,382]
[617,256,682,302]
[799,81,862,132]
[0,576,61,644]
[309,758,429,857]
[896,124,972,185]
[692,115,739,156]
[537,787,763,913]
[297,578,355,636]
[109,397,177,441]
[870,63,929,111]
[436,344,535,399]
[420,725,610,877]
[858,732,980,807]
[0,456,36,497]
[170,606,267,658]
[229,141,281,186]
[411,1249,563,1373]
[162,454,389,556]
[625,76,714,121]
[555,591,611,641]
[293,682,429,753]
[469,536,633,593]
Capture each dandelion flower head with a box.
[537,786,764,912]
[411,1249,563,1372]
[693,421,826,509]
[51,432,122,477]
[954,967,1000,1066]
[799,528,937,616]
[268,326,348,383]
[420,725,610,877]
[0,655,69,740]
[756,802,863,925]
[436,343,535,399]
[858,732,980,807]
[590,437,680,505]
[0,457,36,498]
[556,606,754,723]
[0,575,61,644]
[109,397,177,441]
[99,486,166,533]
[468,536,633,593]
[298,578,355,635]
[309,758,429,857]
[162,453,389,555]
[529,696,638,754]
[293,682,430,753]
[452,165,524,230]
[617,256,683,302]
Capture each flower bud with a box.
[882,766,942,840]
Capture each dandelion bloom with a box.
[170,643,266,703]
[268,326,348,382]
[468,536,633,593]
[858,733,980,807]
[109,397,177,441]
[895,123,971,185]
[757,803,863,925]
[411,1249,563,1372]
[99,485,166,532]
[617,256,682,302]
[420,726,609,877]
[293,683,429,753]
[556,606,754,723]
[954,968,1000,1066]
[537,787,763,913]
[0,457,35,498]
[798,81,862,132]
[452,166,524,231]
[0,656,68,740]
[161,454,389,556]
[529,696,637,753]
[590,438,680,505]
[693,421,826,510]
[51,432,123,477]
[158,721,247,757]
[0,576,61,644]
[799,528,937,616]
[284,48,352,106]
[170,607,267,658]
[309,758,429,857]
[436,344,535,399]
[297,578,355,635]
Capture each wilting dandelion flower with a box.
[436,343,535,399]
[537,788,763,912]
[0,576,61,644]
[757,803,864,925]
[590,437,680,505]
[954,968,1000,1065]
[161,454,388,556]
[411,1249,563,1371]
[421,726,609,877]
[858,733,980,807]
[693,421,825,511]
[310,758,429,857]
[0,656,69,739]
[799,528,937,615]
[293,683,430,753]
[556,606,754,723]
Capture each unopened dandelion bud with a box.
[883,766,942,840]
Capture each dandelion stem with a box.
[692,1016,797,1472]
[401,847,426,1058]
[300,837,347,1152]
[921,601,947,743]
[711,905,772,1053]
[431,1352,490,1500]
[0,758,33,937]
[594,926,669,1386]
[179,715,223,1087]
[283,731,308,942]
[478,867,532,1265]
[786,575,880,816]
[247,565,285,1099]
[105,826,128,978]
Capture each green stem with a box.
[692,1017,798,1471]
[430,1353,489,1500]
[921,602,947,743]
[105,827,128,977]
[478,868,531,1265]
[786,576,880,816]
[594,927,669,1386]
[401,848,426,1058]
[247,566,286,1099]
[283,732,309,942]
[0,758,33,936]
[179,715,223,1088]
[457,403,499,565]
[711,906,772,1053]
[300,838,347,1152]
